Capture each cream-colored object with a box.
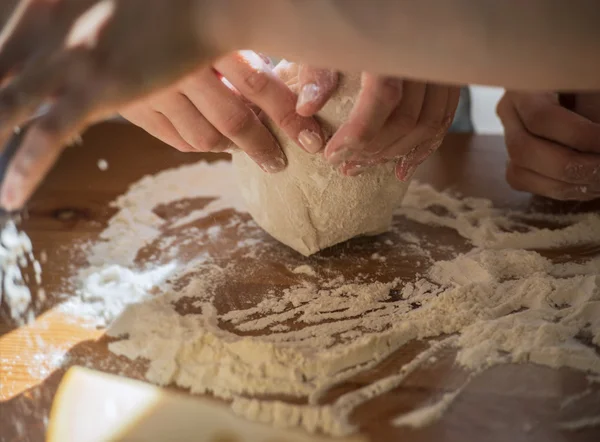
[232,63,409,256]
[48,367,363,442]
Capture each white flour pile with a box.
[58,159,599,435]
[0,220,44,325]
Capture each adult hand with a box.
[121,51,324,173]
[296,72,460,181]
[497,92,600,201]
[0,0,224,211]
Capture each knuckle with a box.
[171,143,194,153]
[395,112,419,133]
[191,132,225,152]
[351,121,378,144]
[420,118,445,140]
[378,78,403,104]
[241,69,271,95]
[563,157,600,184]
[221,109,253,137]
[504,130,530,162]
[275,107,300,132]
[520,104,548,134]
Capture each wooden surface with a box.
[1,122,599,442]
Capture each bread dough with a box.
[232,62,410,256]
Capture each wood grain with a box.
[1,122,599,442]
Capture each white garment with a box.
[469,85,505,135]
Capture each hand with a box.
[497,92,600,201]
[0,0,224,211]
[121,51,324,173]
[296,72,460,181]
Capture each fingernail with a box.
[297,83,320,110]
[298,129,323,153]
[327,146,354,166]
[345,165,365,177]
[258,53,275,68]
[260,155,287,173]
[396,157,417,182]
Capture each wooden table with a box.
[1,122,599,442]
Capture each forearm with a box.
[214,0,600,90]
[0,0,17,28]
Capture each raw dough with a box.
[232,62,410,256]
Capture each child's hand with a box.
[121,51,325,173]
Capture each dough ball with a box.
[232,63,410,256]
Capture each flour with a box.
[292,265,317,277]
[59,160,242,326]
[0,221,43,324]
[29,345,70,380]
[392,385,465,429]
[61,263,177,327]
[399,182,600,249]
[58,159,600,436]
[97,159,109,171]
[86,160,243,267]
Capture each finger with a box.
[340,158,387,177]
[215,51,324,154]
[497,96,600,190]
[0,90,95,211]
[152,91,229,152]
[506,161,600,202]
[0,56,63,149]
[121,105,196,153]
[363,80,427,158]
[180,68,286,172]
[325,74,404,165]
[256,53,275,69]
[296,65,338,116]
[394,85,459,181]
[508,92,600,153]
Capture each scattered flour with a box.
[29,345,70,380]
[49,161,600,436]
[85,160,243,267]
[392,385,465,429]
[0,221,43,324]
[292,265,317,277]
[398,183,600,249]
[97,159,109,171]
[60,263,177,327]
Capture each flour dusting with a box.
[1,220,43,325]
[50,159,600,436]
